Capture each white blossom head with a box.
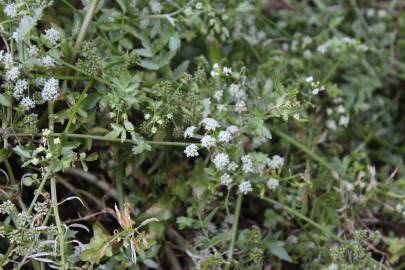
[4,4,18,18]
[5,66,20,81]
[200,118,220,131]
[184,144,199,157]
[13,79,29,99]
[266,178,279,190]
[201,135,216,149]
[268,155,284,170]
[20,97,36,111]
[44,28,60,45]
[41,55,55,67]
[41,78,60,101]
[184,126,196,138]
[218,130,232,144]
[241,155,254,173]
[213,153,230,171]
[220,173,232,187]
[238,180,252,195]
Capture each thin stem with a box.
[272,128,338,173]
[225,192,243,270]
[11,132,199,147]
[64,81,93,133]
[51,178,66,269]
[28,169,51,213]
[71,0,100,63]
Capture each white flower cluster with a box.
[305,76,325,95]
[266,178,279,190]
[4,4,18,18]
[326,98,350,130]
[200,118,220,131]
[241,155,255,173]
[41,55,55,67]
[44,28,60,45]
[13,79,29,99]
[220,173,232,187]
[238,180,252,195]
[41,78,60,101]
[5,66,20,81]
[317,37,368,55]
[228,83,247,113]
[184,126,196,138]
[213,153,229,170]
[184,144,199,157]
[210,63,232,77]
[20,97,36,110]
[268,154,284,170]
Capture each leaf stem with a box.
[225,192,243,270]
[11,132,198,147]
[51,177,66,269]
[71,0,100,63]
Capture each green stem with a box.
[272,128,338,173]
[71,0,100,63]
[64,81,93,133]
[50,178,66,269]
[11,132,198,147]
[27,169,51,213]
[225,193,243,270]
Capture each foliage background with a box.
[0,0,405,269]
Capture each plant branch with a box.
[225,192,243,270]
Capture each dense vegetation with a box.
[0,0,405,269]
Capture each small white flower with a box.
[327,264,338,270]
[41,55,55,67]
[5,66,20,81]
[238,181,252,195]
[213,153,229,170]
[214,90,223,101]
[339,116,349,127]
[336,105,345,114]
[268,155,284,170]
[312,88,320,95]
[184,126,196,138]
[44,28,60,45]
[228,161,239,172]
[212,63,219,69]
[241,155,255,174]
[201,135,216,149]
[4,4,18,18]
[42,129,51,136]
[226,125,238,135]
[228,84,246,100]
[326,119,337,131]
[200,118,220,131]
[266,178,279,190]
[184,144,199,157]
[220,173,232,186]
[41,78,60,101]
[151,127,157,134]
[53,138,61,145]
[28,45,39,57]
[149,0,162,13]
[195,2,203,9]
[3,52,13,65]
[305,76,314,83]
[223,67,232,75]
[218,130,232,143]
[144,113,151,119]
[20,97,35,110]
[210,70,218,77]
[13,79,29,99]
[235,100,247,114]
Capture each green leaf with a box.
[138,59,160,70]
[0,94,11,107]
[13,146,31,159]
[268,241,292,262]
[80,224,112,264]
